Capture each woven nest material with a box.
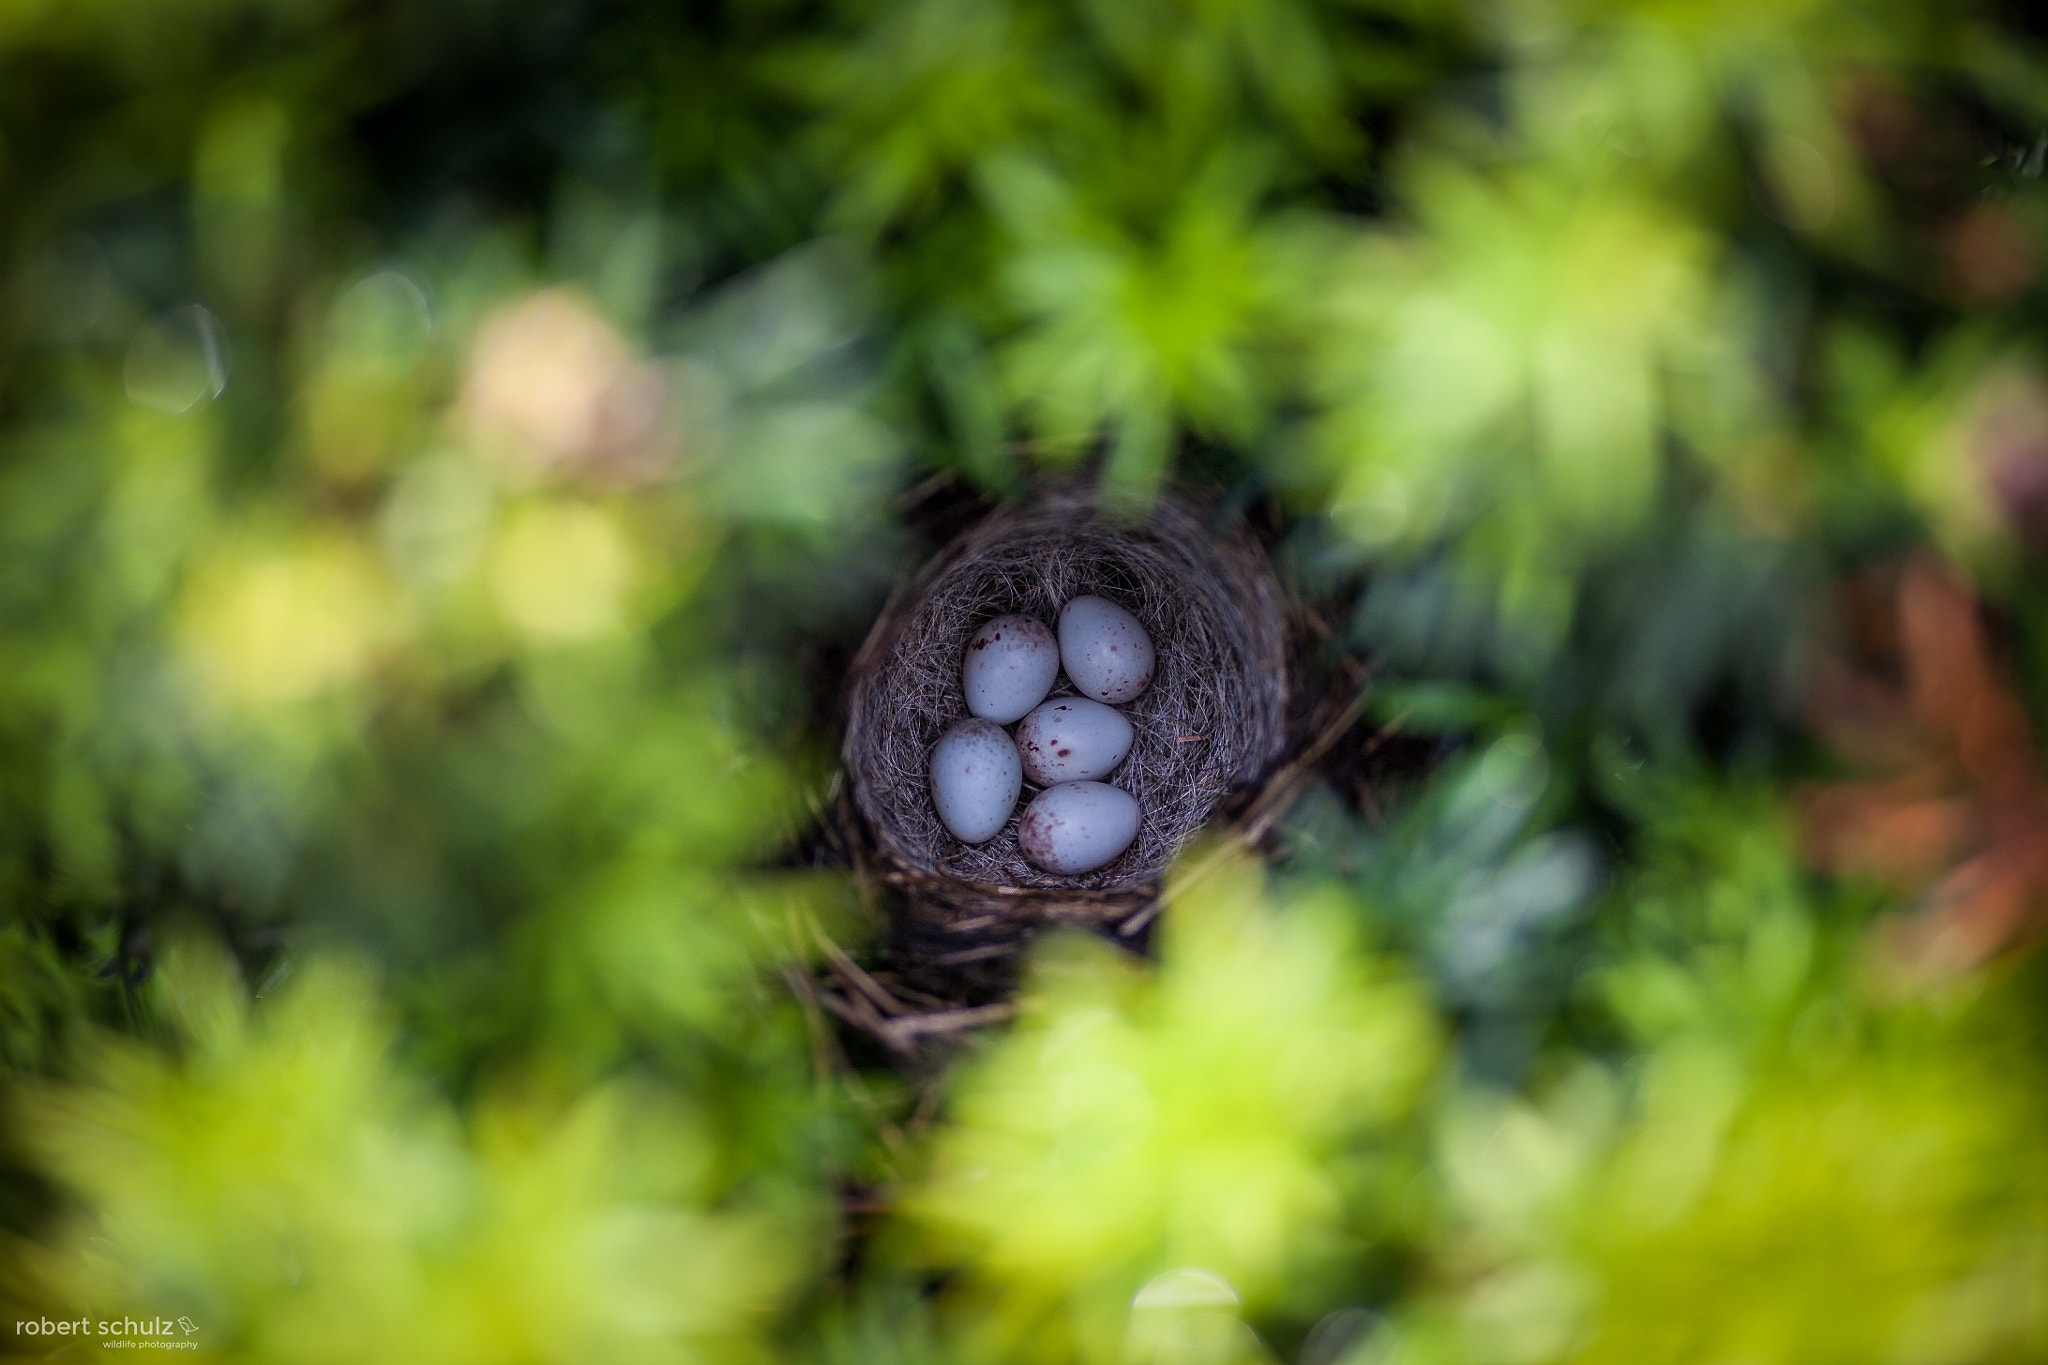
[843,492,1287,921]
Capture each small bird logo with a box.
[177,1318,198,1335]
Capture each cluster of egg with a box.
[929,596,1155,874]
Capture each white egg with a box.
[1015,698,1134,785]
[962,614,1060,723]
[1057,595,1155,705]
[929,718,1023,844]
[1018,781,1140,874]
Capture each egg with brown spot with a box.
[962,613,1060,723]
[1018,781,1140,874]
[1057,595,1155,704]
[1015,697,1134,785]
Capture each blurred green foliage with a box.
[4,0,2048,1361]
[907,852,1436,1360]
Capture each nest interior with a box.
[844,494,1286,911]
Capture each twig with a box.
[779,956,910,1164]
[947,915,1001,933]
[879,1003,1016,1047]
[812,919,908,1018]
[928,943,1017,966]
[816,986,904,1049]
[879,980,957,1011]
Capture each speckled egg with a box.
[1057,596,1155,705]
[929,718,1023,844]
[962,614,1060,723]
[1018,780,1140,874]
[1015,698,1134,785]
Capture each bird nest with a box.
[843,491,1287,923]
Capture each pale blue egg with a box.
[929,717,1023,844]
